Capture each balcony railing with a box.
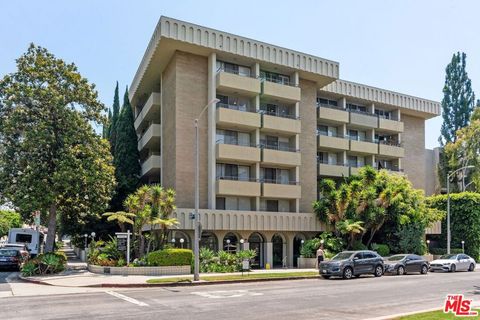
[316,130,344,138]
[374,164,404,172]
[259,109,299,120]
[377,140,403,147]
[317,159,347,166]
[316,102,344,110]
[346,136,375,143]
[216,66,255,78]
[261,179,300,185]
[260,141,299,153]
[260,75,297,87]
[216,139,258,148]
[216,102,256,113]
[216,175,259,182]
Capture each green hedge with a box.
[146,248,193,266]
[429,247,464,256]
[371,243,390,257]
[427,192,480,261]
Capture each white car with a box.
[430,254,476,272]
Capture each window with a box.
[317,97,338,107]
[217,94,250,111]
[262,168,291,184]
[260,70,291,85]
[363,252,376,259]
[353,252,364,260]
[216,197,226,210]
[216,130,251,146]
[217,61,251,77]
[375,109,391,119]
[266,200,279,212]
[348,156,358,167]
[317,125,328,136]
[348,129,358,140]
[217,164,250,181]
[317,152,327,164]
[346,103,367,113]
[15,234,32,243]
[266,135,278,148]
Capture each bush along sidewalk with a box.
[21,252,67,276]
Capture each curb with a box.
[364,307,443,320]
[19,274,320,288]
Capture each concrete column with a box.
[253,63,260,78]
[255,126,261,211]
[338,97,346,109]
[342,151,348,166]
[287,235,294,268]
[160,72,164,186]
[292,71,299,86]
[242,242,250,251]
[266,242,273,268]
[368,103,375,114]
[207,52,217,209]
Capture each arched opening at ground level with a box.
[293,233,306,267]
[223,232,240,253]
[248,232,265,268]
[272,233,286,268]
[168,230,191,249]
[200,232,218,251]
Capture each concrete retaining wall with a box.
[88,264,191,276]
[297,257,317,269]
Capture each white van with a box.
[7,228,45,257]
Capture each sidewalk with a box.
[60,247,87,271]
[21,268,318,288]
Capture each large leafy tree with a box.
[314,167,442,253]
[109,87,141,211]
[0,44,116,252]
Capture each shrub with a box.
[147,248,193,266]
[352,241,367,251]
[427,193,480,261]
[96,253,117,267]
[300,239,320,258]
[390,223,426,255]
[199,248,257,273]
[371,243,390,256]
[429,248,464,255]
[21,252,66,276]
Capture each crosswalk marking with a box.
[106,291,149,307]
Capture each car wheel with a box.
[468,264,475,272]
[450,264,456,273]
[397,266,405,276]
[374,265,383,277]
[321,275,331,279]
[342,267,353,280]
[421,265,428,274]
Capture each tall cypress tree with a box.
[102,108,112,139]
[109,81,120,151]
[110,86,141,210]
[439,52,475,146]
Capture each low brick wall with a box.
[88,264,191,276]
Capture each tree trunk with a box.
[139,231,145,258]
[45,204,57,253]
[366,230,376,248]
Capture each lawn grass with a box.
[397,309,480,319]
[146,271,319,284]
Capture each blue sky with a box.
[1,0,479,149]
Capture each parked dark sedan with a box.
[0,248,26,270]
[384,254,429,275]
[319,250,384,279]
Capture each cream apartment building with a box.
[130,16,440,268]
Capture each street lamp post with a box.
[180,238,184,249]
[461,240,465,253]
[91,232,96,241]
[171,238,176,247]
[426,239,430,255]
[194,98,220,282]
[447,165,474,254]
[240,239,245,251]
[83,234,88,250]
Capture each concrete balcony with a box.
[349,112,378,128]
[262,182,301,199]
[317,106,349,124]
[141,155,161,177]
[262,114,301,135]
[216,72,261,97]
[262,148,301,167]
[317,135,349,151]
[137,124,161,151]
[262,81,301,103]
[379,118,404,133]
[134,92,161,131]
[350,166,360,176]
[216,107,261,130]
[350,140,378,155]
[318,163,349,177]
[378,144,405,158]
[216,143,261,164]
[216,179,261,197]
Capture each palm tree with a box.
[102,211,135,232]
[149,185,178,250]
[337,219,365,249]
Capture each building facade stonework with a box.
[131,16,440,268]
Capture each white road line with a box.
[191,290,263,299]
[105,291,149,307]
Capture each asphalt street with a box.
[0,271,13,297]
[1,270,480,320]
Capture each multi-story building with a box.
[130,17,440,268]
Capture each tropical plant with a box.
[102,211,135,232]
[337,219,365,249]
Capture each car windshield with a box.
[331,252,353,261]
[387,255,406,261]
[440,254,457,260]
[0,249,18,257]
